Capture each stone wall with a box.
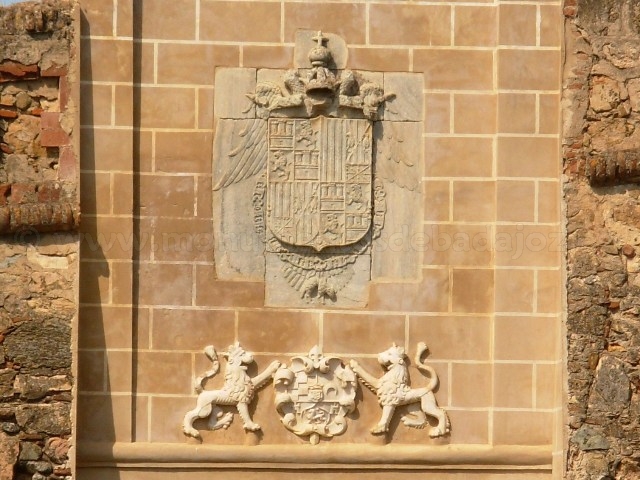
[0,1,79,479]
[77,0,564,478]
[563,0,640,478]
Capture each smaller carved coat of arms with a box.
[273,346,357,444]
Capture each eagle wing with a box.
[375,123,420,192]
[213,118,268,191]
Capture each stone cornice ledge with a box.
[78,443,552,470]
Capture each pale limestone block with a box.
[212,119,265,280]
[372,121,422,281]
[257,68,287,87]
[383,72,424,122]
[371,182,421,280]
[214,67,256,119]
[265,253,370,308]
[294,30,348,70]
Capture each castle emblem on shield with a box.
[267,117,372,251]
[211,31,421,307]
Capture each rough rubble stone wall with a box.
[564,0,640,478]
[0,1,79,480]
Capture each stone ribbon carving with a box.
[273,346,357,445]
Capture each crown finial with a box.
[312,30,327,47]
[308,30,332,68]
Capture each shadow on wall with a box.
[77,9,116,446]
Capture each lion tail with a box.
[414,342,439,392]
[194,345,220,394]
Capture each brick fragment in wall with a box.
[39,111,70,147]
[0,202,79,233]
[586,150,640,186]
[0,60,38,82]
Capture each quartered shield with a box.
[266,116,373,251]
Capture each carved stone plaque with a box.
[273,346,357,445]
[211,30,424,308]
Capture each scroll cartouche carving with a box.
[182,343,280,439]
[350,343,450,438]
[274,346,357,444]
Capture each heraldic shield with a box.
[273,346,357,444]
[266,116,373,252]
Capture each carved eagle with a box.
[213,117,417,192]
[213,118,268,191]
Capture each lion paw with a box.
[370,424,387,435]
[243,422,261,432]
[210,412,234,430]
[428,426,446,438]
[403,420,426,429]
[183,426,201,439]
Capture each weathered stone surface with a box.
[0,432,19,479]
[0,0,73,35]
[382,73,423,122]
[15,404,71,436]
[1,422,19,434]
[372,121,422,281]
[572,424,611,451]
[565,1,640,476]
[18,442,42,462]
[0,369,16,399]
[14,91,31,110]
[39,44,69,75]
[14,375,71,401]
[24,460,51,474]
[212,118,266,280]
[3,320,71,375]
[214,67,256,120]
[589,355,631,416]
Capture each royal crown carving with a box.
[245,31,393,120]
[182,342,449,444]
[212,29,421,307]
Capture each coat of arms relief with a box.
[212,31,423,307]
[182,342,449,444]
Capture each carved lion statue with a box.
[182,342,280,439]
[349,342,450,437]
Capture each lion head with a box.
[377,344,407,368]
[223,342,254,366]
